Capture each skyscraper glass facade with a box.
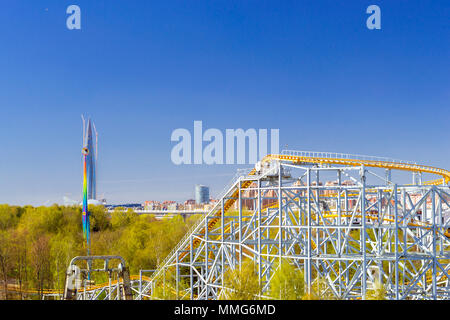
[195,185,209,204]
[83,117,97,200]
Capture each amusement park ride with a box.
[54,148,450,300]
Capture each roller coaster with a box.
[32,150,450,300]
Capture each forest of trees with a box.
[0,204,199,299]
[0,204,385,300]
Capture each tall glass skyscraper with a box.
[195,185,210,204]
[82,116,98,200]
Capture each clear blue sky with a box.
[0,1,448,206]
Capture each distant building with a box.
[203,199,218,211]
[162,200,178,211]
[184,199,196,210]
[82,116,98,201]
[195,185,210,204]
[231,182,277,210]
[143,201,161,210]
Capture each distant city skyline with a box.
[0,1,449,206]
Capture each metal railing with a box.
[280,150,417,165]
[215,168,253,200]
[279,150,450,182]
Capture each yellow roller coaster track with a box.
[14,153,447,298]
[5,275,153,296]
[265,154,450,184]
[182,153,450,261]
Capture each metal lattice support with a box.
[63,255,133,300]
[143,159,449,300]
[62,152,449,300]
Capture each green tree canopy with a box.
[269,259,305,300]
[222,260,261,300]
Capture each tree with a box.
[269,259,305,300]
[303,276,335,300]
[0,205,21,230]
[89,205,111,232]
[29,235,52,299]
[18,206,64,237]
[0,230,13,299]
[118,218,153,273]
[222,260,261,300]
[111,208,138,230]
[366,280,387,300]
[152,268,189,300]
[10,229,28,299]
[50,233,79,295]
